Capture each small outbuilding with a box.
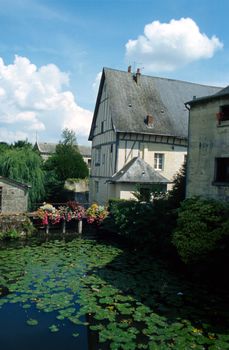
[0,176,30,213]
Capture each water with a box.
[1,236,229,350]
[0,303,88,350]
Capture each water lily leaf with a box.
[27,319,38,326]
[72,332,79,337]
[49,324,59,332]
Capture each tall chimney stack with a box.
[134,68,141,84]
[128,65,131,73]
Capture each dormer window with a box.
[146,115,154,128]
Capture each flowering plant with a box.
[86,203,108,224]
[37,203,57,225]
[37,201,85,225]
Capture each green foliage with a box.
[0,142,11,153]
[43,130,88,202]
[131,184,167,203]
[168,161,186,208]
[106,198,175,250]
[1,239,229,349]
[13,139,32,149]
[61,128,77,146]
[0,229,20,240]
[172,197,229,263]
[0,147,45,208]
[0,215,35,240]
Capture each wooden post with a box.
[78,220,82,235]
[62,220,66,235]
[45,223,49,234]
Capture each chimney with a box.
[146,115,154,127]
[127,65,131,73]
[135,68,141,84]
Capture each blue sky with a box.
[0,0,228,145]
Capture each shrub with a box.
[172,197,229,263]
[106,198,176,250]
[0,215,35,240]
[168,161,186,208]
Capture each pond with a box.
[0,236,229,350]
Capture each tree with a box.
[0,147,45,209]
[168,160,187,208]
[13,139,32,149]
[61,128,77,146]
[43,129,89,202]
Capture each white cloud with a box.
[0,55,93,143]
[125,17,223,72]
[92,71,102,92]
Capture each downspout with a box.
[184,102,191,198]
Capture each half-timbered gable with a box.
[89,67,221,204]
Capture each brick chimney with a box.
[134,68,141,83]
[127,65,131,73]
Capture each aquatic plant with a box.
[0,238,229,349]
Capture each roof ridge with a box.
[103,67,222,88]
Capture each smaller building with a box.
[107,157,170,200]
[34,142,92,168]
[186,86,229,201]
[0,176,30,213]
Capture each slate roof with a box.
[0,176,31,189]
[186,85,229,106]
[35,142,91,157]
[109,157,170,184]
[89,68,222,140]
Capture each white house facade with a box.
[89,67,221,204]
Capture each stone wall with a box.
[186,97,229,201]
[0,180,29,213]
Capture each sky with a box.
[0,0,228,146]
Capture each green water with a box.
[0,237,229,350]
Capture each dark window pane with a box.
[215,158,229,182]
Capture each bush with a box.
[0,214,35,240]
[172,197,229,263]
[106,198,176,250]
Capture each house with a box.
[185,86,229,201]
[88,67,221,204]
[0,176,30,213]
[34,142,91,168]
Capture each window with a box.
[154,153,164,170]
[110,144,113,153]
[95,147,101,166]
[95,181,99,193]
[102,154,105,165]
[217,105,229,124]
[101,121,104,133]
[215,158,229,184]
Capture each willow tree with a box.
[0,147,45,209]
